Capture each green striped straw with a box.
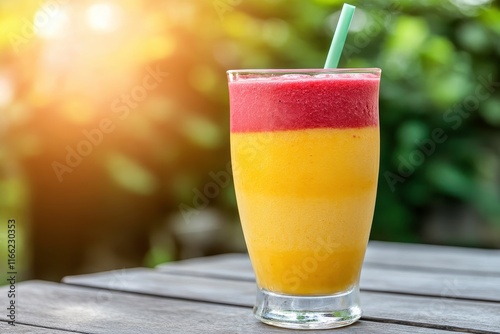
[324,3,356,68]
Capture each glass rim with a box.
[227,68,381,75]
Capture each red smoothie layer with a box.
[229,74,380,132]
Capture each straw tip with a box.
[324,3,357,69]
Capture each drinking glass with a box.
[228,68,381,329]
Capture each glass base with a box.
[253,286,361,330]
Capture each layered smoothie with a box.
[229,71,380,295]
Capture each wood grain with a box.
[63,268,500,333]
[157,239,500,278]
[156,253,254,281]
[156,253,500,302]
[0,281,458,334]
[64,268,256,307]
[360,266,500,302]
[0,322,76,333]
[365,241,500,275]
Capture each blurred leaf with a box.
[387,16,429,56]
[426,162,472,199]
[397,120,429,149]
[0,172,27,209]
[421,36,455,66]
[105,153,157,195]
[426,72,472,107]
[481,6,500,34]
[144,246,173,267]
[188,65,219,94]
[456,21,490,53]
[182,115,222,149]
[480,98,500,126]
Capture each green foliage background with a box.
[215,0,500,246]
[0,0,499,281]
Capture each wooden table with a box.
[2,241,500,333]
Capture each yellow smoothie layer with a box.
[231,127,379,295]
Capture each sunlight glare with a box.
[86,2,122,33]
[0,75,14,107]
[452,0,491,6]
[34,4,70,39]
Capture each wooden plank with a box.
[158,242,500,277]
[361,293,500,334]
[0,322,77,333]
[0,281,454,334]
[63,268,500,333]
[157,239,500,278]
[156,254,500,302]
[365,241,500,275]
[156,253,254,281]
[360,266,500,302]
[64,268,256,307]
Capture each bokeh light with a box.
[0,75,14,108]
[34,4,70,39]
[86,2,122,33]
